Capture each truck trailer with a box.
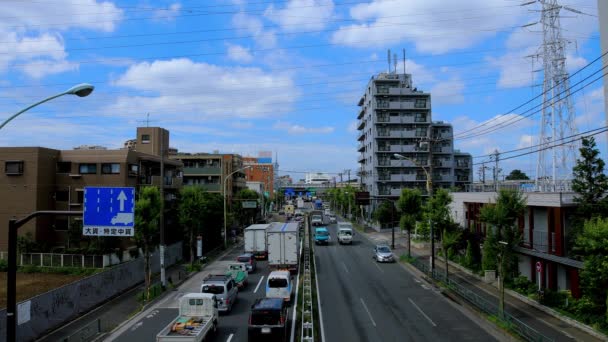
[267,222,300,273]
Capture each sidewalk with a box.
[361,227,606,342]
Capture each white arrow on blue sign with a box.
[83,187,135,236]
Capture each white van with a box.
[337,222,354,245]
[266,270,293,303]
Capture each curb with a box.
[435,255,608,342]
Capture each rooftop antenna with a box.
[393,52,398,74]
[387,49,391,73]
[137,113,157,127]
[403,48,406,74]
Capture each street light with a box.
[223,165,251,249]
[393,153,435,271]
[3,84,94,342]
[0,83,94,130]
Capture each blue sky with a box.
[0,0,604,182]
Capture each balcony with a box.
[140,176,182,189]
[358,96,365,106]
[357,119,366,130]
[431,146,452,154]
[358,153,366,163]
[357,143,366,152]
[376,144,424,154]
[376,114,429,124]
[376,130,424,139]
[456,176,470,182]
[522,230,559,254]
[358,106,366,119]
[357,131,366,141]
[183,167,222,175]
[376,159,427,168]
[455,161,470,168]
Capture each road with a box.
[107,245,295,342]
[314,216,497,342]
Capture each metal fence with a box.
[19,253,104,268]
[411,259,554,342]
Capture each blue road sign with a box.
[83,187,135,236]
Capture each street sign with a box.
[83,187,135,236]
[536,261,542,273]
[197,235,203,257]
[242,200,258,209]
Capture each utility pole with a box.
[424,131,435,272]
[159,129,166,289]
[492,149,501,191]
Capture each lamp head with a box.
[393,153,405,159]
[66,83,94,97]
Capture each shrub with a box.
[0,259,7,272]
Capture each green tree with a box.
[481,229,498,271]
[373,201,395,229]
[134,186,161,302]
[441,228,462,281]
[464,240,475,269]
[233,189,260,226]
[178,186,205,264]
[574,217,608,323]
[423,188,453,237]
[397,188,423,257]
[572,136,608,220]
[505,169,530,180]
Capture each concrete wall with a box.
[0,242,182,342]
[518,254,532,282]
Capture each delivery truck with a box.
[267,222,300,273]
[156,293,218,342]
[244,224,270,259]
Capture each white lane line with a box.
[409,298,437,327]
[360,298,377,327]
[373,262,384,273]
[226,333,234,342]
[342,262,349,273]
[254,276,265,293]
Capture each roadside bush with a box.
[510,275,536,296]
[185,262,202,273]
[0,259,7,271]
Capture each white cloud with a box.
[331,0,524,53]
[152,3,181,22]
[232,12,277,48]
[227,44,253,63]
[487,48,538,89]
[273,121,334,134]
[231,121,254,129]
[430,79,465,104]
[109,58,300,119]
[265,0,334,32]
[517,135,534,149]
[347,120,357,133]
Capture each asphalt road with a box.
[109,246,295,342]
[314,216,497,342]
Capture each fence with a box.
[18,253,104,268]
[0,242,182,342]
[411,259,554,342]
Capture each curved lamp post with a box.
[223,165,251,249]
[4,83,93,342]
[0,83,94,130]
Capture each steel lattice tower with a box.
[534,0,578,191]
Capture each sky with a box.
[0,0,604,182]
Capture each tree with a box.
[441,228,462,281]
[574,217,608,323]
[178,186,205,264]
[233,189,260,226]
[373,201,395,229]
[397,188,423,257]
[505,169,530,180]
[572,136,608,220]
[134,186,161,302]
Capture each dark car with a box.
[248,298,288,341]
[237,253,257,273]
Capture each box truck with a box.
[267,222,300,273]
[244,224,270,260]
[156,293,218,342]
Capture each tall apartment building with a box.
[356,72,472,209]
[170,152,246,199]
[243,156,274,196]
[0,127,182,250]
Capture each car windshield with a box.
[339,230,352,236]
[317,230,328,236]
[202,285,225,294]
[378,247,391,253]
[237,256,250,262]
[268,278,288,288]
[312,215,322,220]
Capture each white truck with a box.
[156,293,218,342]
[296,198,305,209]
[337,222,354,245]
[244,224,270,259]
[267,222,300,273]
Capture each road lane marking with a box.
[130,321,142,331]
[409,298,437,327]
[342,262,349,273]
[226,333,234,342]
[254,276,265,293]
[373,262,384,273]
[360,298,377,327]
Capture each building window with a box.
[101,163,121,174]
[55,190,69,202]
[414,113,426,122]
[79,163,97,174]
[56,162,71,173]
[128,164,139,177]
[415,127,426,137]
[414,99,427,108]
[141,134,150,144]
[5,161,24,175]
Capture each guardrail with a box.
[411,259,554,342]
[301,218,314,342]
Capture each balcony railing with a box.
[522,229,558,254]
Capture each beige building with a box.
[0,127,182,250]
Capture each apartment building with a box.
[171,152,246,199]
[357,72,473,209]
[0,127,182,250]
[243,156,274,195]
[450,185,583,298]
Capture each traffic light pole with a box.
[6,211,82,342]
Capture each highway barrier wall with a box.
[0,242,182,342]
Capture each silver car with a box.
[373,245,395,263]
[201,274,238,313]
